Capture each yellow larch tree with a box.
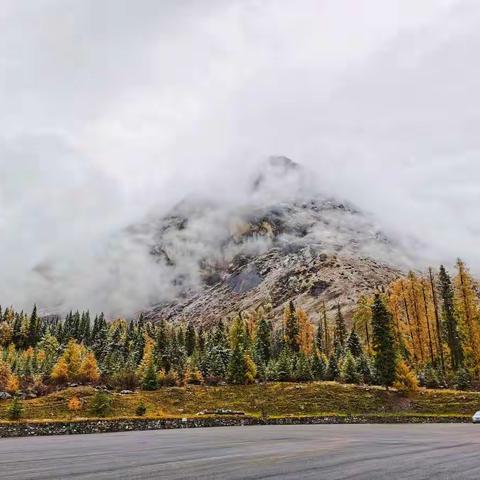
[353,295,373,353]
[454,259,480,370]
[297,308,314,356]
[79,351,101,383]
[136,335,156,383]
[51,357,69,384]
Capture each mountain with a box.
[142,157,408,325]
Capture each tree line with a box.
[0,259,478,396]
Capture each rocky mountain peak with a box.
[140,157,408,325]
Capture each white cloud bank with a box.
[0,0,479,316]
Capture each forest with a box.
[0,259,479,403]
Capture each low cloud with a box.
[1,0,478,316]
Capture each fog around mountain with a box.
[1,0,479,316]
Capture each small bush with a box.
[157,370,178,387]
[455,368,471,391]
[7,397,23,421]
[203,375,223,386]
[423,366,441,389]
[89,391,112,417]
[393,360,419,394]
[184,368,204,385]
[135,402,147,417]
[68,397,82,416]
[110,371,139,391]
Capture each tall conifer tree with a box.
[371,295,396,388]
[439,265,464,370]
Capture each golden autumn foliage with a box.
[6,343,16,364]
[51,357,69,384]
[67,396,82,414]
[393,360,419,393]
[244,353,257,384]
[79,351,101,383]
[37,349,46,364]
[6,374,20,394]
[50,340,98,384]
[0,321,13,346]
[136,335,156,383]
[0,360,19,393]
[386,261,480,378]
[184,366,204,385]
[297,309,314,356]
[63,340,84,380]
[388,273,442,368]
[454,259,480,370]
[352,295,373,353]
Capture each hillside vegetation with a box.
[1,258,480,429]
[0,383,477,422]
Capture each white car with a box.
[472,411,480,423]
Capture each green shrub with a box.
[142,363,158,391]
[90,390,112,417]
[110,371,139,391]
[7,397,23,421]
[423,366,441,389]
[135,401,147,417]
[455,368,471,391]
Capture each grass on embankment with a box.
[0,382,478,422]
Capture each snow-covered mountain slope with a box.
[141,157,410,325]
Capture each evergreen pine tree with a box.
[90,315,99,345]
[254,318,272,363]
[284,301,300,353]
[326,352,340,381]
[310,350,327,381]
[12,313,22,347]
[27,305,39,347]
[228,345,246,384]
[185,322,196,357]
[202,322,231,379]
[276,348,293,381]
[347,330,363,357]
[342,351,360,384]
[356,354,373,385]
[294,353,312,382]
[334,305,347,348]
[439,265,464,370]
[142,361,158,390]
[371,295,397,389]
[91,314,108,362]
[197,326,206,354]
[176,327,185,350]
[80,312,91,345]
[155,319,168,366]
[315,321,324,353]
[72,311,81,341]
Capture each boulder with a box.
[120,390,135,395]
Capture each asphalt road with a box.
[1,424,480,479]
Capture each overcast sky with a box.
[1,0,479,315]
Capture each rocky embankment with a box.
[0,414,470,438]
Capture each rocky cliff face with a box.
[142,157,408,325]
